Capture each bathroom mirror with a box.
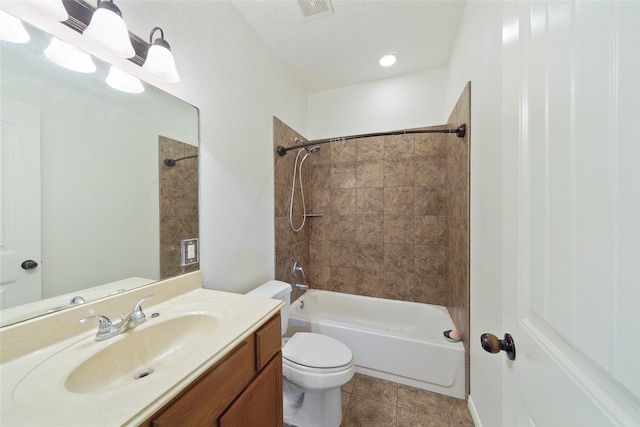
[0,16,199,326]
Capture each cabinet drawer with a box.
[152,338,254,427]
[255,313,281,371]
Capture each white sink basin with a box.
[12,312,218,405]
[65,314,218,393]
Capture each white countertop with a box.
[0,272,282,426]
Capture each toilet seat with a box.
[283,332,353,370]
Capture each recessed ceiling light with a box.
[379,54,397,67]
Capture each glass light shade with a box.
[26,0,69,21]
[0,11,30,43]
[45,37,96,73]
[106,66,144,94]
[142,44,180,83]
[83,7,134,58]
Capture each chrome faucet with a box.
[79,294,154,341]
[293,261,310,290]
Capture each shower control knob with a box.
[480,333,516,361]
[21,260,39,270]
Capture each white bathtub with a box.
[286,290,465,399]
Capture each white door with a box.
[0,97,42,309]
[499,1,640,425]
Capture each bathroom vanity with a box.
[145,311,283,426]
[0,272,284,426]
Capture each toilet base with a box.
[283,384,342,427]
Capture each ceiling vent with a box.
[297,0,334,19]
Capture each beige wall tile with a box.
[357,136,384,160]
[384,187,414,214]
[384,158,414,187]
[331,138,357,162]
[356,215,384,243]
[356,188,384,214]
[331,162,357,188]
[356,160,384,188]
[331,188,357,215]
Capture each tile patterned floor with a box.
[340,373,474,427]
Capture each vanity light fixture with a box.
[0,10,30,43]
[83,0,135,58]
[379,54,397,67]
[106,65,144,93]
[142,27,180,83]
[45,37,97,73]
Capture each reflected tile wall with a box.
[159,136,199,279]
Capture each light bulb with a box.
[45,37,96,73]
[106,66,144,93]
[0,11,30,43]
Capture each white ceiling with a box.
[231,0,466,93]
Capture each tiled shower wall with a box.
[303,130,450,305]
[159,136,199,279]
[273,120,311,293]
[273,83,470,394]
[446,82,471,396]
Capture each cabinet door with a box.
[151,340,254,427]
[219,352,283,427]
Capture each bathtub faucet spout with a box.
[295,283,309,290]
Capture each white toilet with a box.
[247,280,355,427]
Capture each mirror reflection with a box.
[0,16,199,326]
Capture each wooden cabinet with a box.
[143,313,282,427]
[219,353,282,427]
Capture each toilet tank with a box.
[246,280,291,336]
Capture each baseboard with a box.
[467,394,482,427]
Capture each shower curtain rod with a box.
[276,124,466,156]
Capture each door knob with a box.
[21,260,39,270]
[480,333,516,361]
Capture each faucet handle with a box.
[79,315,117,337]
[130,294,154,324]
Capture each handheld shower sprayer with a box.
[289,141,320,232]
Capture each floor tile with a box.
[342,394,397,427]
[397,407,447,427]
[352,373,398,405]
[397,383,453,421]
[339,373,473,427]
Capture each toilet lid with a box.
[283,332,353,368]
